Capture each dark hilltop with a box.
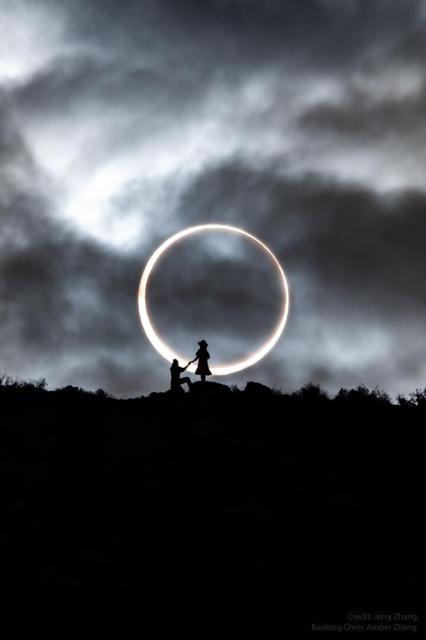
[1,375,423,629]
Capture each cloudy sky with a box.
[1,0,425,397]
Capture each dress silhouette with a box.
[170,359,192,392]
[192,340,212,383]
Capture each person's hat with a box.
[198,339,208,347]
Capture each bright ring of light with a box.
[138,224,290,376]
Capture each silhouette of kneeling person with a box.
[191,339,212,383]
[170,359,192,392]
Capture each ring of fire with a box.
[138,224,290,376]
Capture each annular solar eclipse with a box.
[138,224,290,375]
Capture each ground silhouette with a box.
[0,375,423,629]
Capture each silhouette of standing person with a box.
[170,359,192,392]
[191,340,212,383]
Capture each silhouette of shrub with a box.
[0,373,14,387]
[55,384,87,397]
[95,388,111,399]
[0,374,47,393]
[293,382,329,402]
[336,385,390,406]
[398,387,426,408]
[27,377,48,391]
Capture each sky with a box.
[0,0,425,397]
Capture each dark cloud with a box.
[300,74,426,144]
[6,55,205,126]
[0,110,151,395]
[178,161,425,316]
[59,0,424,73]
